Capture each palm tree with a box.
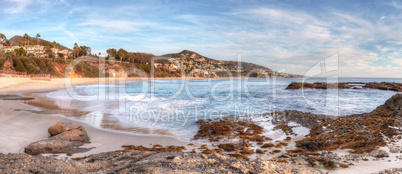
[23,33,30,45]
[73,43,79,58]
[0,33,6,46]
[55,42,61,58]
[36,34,40,45]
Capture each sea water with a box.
[46,77,402,141]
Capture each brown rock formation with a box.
[0,150,321,173]
[286,82,402,92]
[48,122,82,136]
[50,127,90,143]
[24,140,84,155]
[296,94,402,153]
[24,122,91,155]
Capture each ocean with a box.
[46,77,402,141]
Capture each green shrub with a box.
[19,57,39,74]
[25,63,39,73]
[73,62,102,77]
[136,64,151,73]
[33,58,48,72]
[45,60,56,74]
[0,58,5,68]
[12,57,28,72]
[54,59,67,64]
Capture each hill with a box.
[6,36,71,51]
[162,50,302,78]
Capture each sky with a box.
[0,0,402,78]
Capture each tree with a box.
[0,33,6,46]
[79,46,91,56]
[45,46,54,59]
[36,34,40,45]
[106,48,117,59]
[23,33,30,45]
[117,48,128,61]
[73,43,79,58]
[15,48,26,56]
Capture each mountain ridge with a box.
[161,49,302,78]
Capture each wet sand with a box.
[0,77,189,158]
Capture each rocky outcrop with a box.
[376,94,402,118]
[48,122,82,136]
[0,150,321,174]
[364,82,402,92]
[286,82,402,92]
[24,140,84,155]
[286,82,351,90]
[296,94,402,153]
[24,122,91,155]
[49,126,90,143]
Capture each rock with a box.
[230,162,242,170]
[376,94,402,117]
[48,122,82,136]
[369,150,389,158]
[215,153,227,162]
[24,140,84,155]
[389,146,402,153]
[24,122,91,155]
[50,127,90,143]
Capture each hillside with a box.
[0,53,178,78]
[0,47,302,78]
[6,36,71,51]
[162,50,302,78]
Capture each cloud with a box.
[77,19,154,33]
[394,59,402,66]
[2,1,400,77]
[4,0,32,14]
[390,1,402,9]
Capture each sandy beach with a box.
[0,77,189,158]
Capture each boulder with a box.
[369,150,389,158]
[389,146,402,153]
[48,122,82,136]
[25,122,91,155]
[376,94,402,117]
[50,127,90,143]
[24,140,83,155]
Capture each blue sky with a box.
[1,0,402,77]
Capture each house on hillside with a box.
[58,49,72,59]
[1,46,21,53]
[23,45,45,58]
[154,63,162,68]
[51,48,72,59]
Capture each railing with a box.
[0,70,28,76]
[31,74,51,81]
[0,70,50,80]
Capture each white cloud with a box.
[390,1,402,9]
[376,46,390,52]
[4,0,32,14]
[394,59,402,66]
[77,19,154,33]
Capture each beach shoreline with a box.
[0,77,192,158]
